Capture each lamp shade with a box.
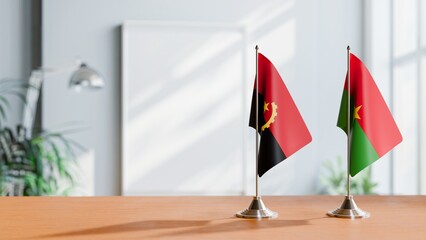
[69,63,104,90]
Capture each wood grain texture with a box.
[0,196,425,239]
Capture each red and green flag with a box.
[249,53,312,177]
[337,53,403,177]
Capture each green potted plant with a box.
[318,156,378,195]
[0,79,81,196]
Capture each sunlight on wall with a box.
[393,62,418,194]
[173,31,244,79]
[393,0,417,59]
[366,0,426,195]
[258,20,295,72]
[241,0,294,31]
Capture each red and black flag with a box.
[249,53,312,177]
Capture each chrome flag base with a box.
[327,195,370,219]
[236,196,278,219]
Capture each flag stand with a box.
[236,45,277,219]
[326,46,370,219]
[236,196,277,218]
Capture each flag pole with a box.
[255,45,259,198]
[326,46,369,219]
[346,45,351,197]
[236,45,277,219]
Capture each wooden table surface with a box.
[1,196,425,240]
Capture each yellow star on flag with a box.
[354,105,362,119]
[264,102,269,112]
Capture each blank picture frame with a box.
[121,21,248,195]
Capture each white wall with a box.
[315,0,364,193]
[42,0,363,195]
[0,0,32,127]
[365,0,426,195]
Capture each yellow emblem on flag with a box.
[262,102,278,131]
[354,105,362,120]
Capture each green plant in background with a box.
[0,79,29,127]
[0,79,82,196]
[319,156,378,195]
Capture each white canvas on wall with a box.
[121,21,248,195]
